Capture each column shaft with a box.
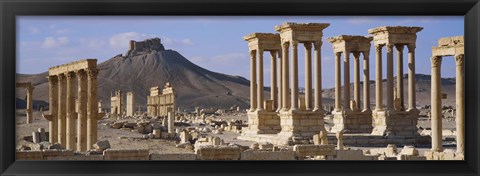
[57,74,67,146]
[386,44,394,110]
[77,70,88,151]
[250,50,257,111]
[87,69,99,149]
[291,41,299,110]
[334,52,342,111]
[343,51,351,110]
[455,54,465,153]
[26,87,33,124]
[304,42,313,110]
[66,72,76,150]
[257,49,264,110]
[353,52,361,111]
[277,50,283,111]
[48,76,58,143]
[282,42,290,110]
[270,51,277,110]
[363,51,371,111]
[396,45,404,110]
[313,41,322,111]
[408,44,417,110]
[375,45,383,110]
[431,56,443,152]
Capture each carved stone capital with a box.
[66,71,76,79]
[352,52,361,60]
[86,68,99,78]
[431,56,442,68]
[57,74,66,82]
[407,44,416,52]
[386,44,394,53]
[250,50,256,59]
[282,42,290,50]
[291,40,299,48]
[455,54,464,66]
[48,75,58,84]
[313,41,322,50]
[362,51,370,59]
[335,52,342,58]
[303,42,312,51]
[270,50,277,58]
[395,45,405,52]
[375,45,383,53]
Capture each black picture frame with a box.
[1,0,479,175]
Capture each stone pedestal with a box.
[371,109,420,137]
[331,110,372,133]
[243,110,281,135]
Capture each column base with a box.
[277,110,324,138]
[330,110,373,133]
[371,109,420,137]
[243,110,281,135]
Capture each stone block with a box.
[46,155,104,160]
[94,140,111,150]
[293,144,336,158]
[398,155,426,160]
[103,149,149,160]
[333,150,376,160]
[149,153,197,160]
[43,149,75,156]
[399,146,418,156]
[195,145,241,160]
[32,131,41,143]
[38,128,47,142]
[241,150,295,160]
[16,151,44,160]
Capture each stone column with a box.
[57,74,67,146]
[48,76,58,143]
[26,86,33,124]
[77,70,88,151]
[87,68,99,149]
[257,49,264,111]
[431,56,443,152]
[343,51,351,111]
[313,41,323,112]
[168,111,175,134]
[334,52,342,111]
[270,51,278,110]
[353,52,361,111]
[304,42,313,110]
[250,50,257,112]
[396,45,405,110]
[282,42,290,111]
[277,50,283,111]
[375,45,384,111]
[291,40,299,111]
[363,51,370,111]
[407,44,417,110]
[65,72,76,150]
[455,54,465,153]
[386,44,394,111]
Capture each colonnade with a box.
[43,59,103,152]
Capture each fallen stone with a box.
[94,140,111,150]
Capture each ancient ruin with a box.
[147,82,175,117]
[16,82,34,124]
[110,90,123,116]
[368,26,423,137]
[327,35,373,133]
[126,92,135,116]
[43,59,104,151]
[240,22,329,145]
[427,36,464,158]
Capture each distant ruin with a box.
[147,82,175,117]
[126,38,165,56]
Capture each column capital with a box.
[250,49,256,58]
[375,45,383,52]
[455,54,465,66]
[76,69,87,75]
[58,73,66,81]
[48,75,58,84]
[257,48,264,54]
[386,44,394,52]
[313,41,322,50]
[270,50,277,57]
[86,68,99,78]
[303,42,312,51]
[431,56,442,68]
[395,44,405,52]
[335,52,342,58]
[66,71,76,79]
[407,44,416,52]
[352,52,361,60]
[362,51,370,58]
[290,40,299,47]
[282,41,290,49]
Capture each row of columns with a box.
[430,54,464,154]
[46,68,99,151]
[249,49,280,111]
[374,44,416,111]
[333,51,370,112]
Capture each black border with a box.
[1,0,479,176]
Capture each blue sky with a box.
[17,16,463,89]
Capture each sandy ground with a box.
[16,110,459,157]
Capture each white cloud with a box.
[161,36,195,46]
[109,32,144,49]
[180,38,194,45]
[41,36,69,49]
[211,53,248,64]
[28,27,40,34]
[346,17,377,25]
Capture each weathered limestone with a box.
[430,36,464,154]
[44,59,103,152]
[243,33,282,135]
[103,149,149,160]
[293,144,336,159]
[328,35,373,133]
[126,92,135,116]
[241,150,295,160]
[110,90,123,116]
[368,26,423,137]
[16,82,34,124]
[195,145,241,160]
[147,82,175,117]
[167,111,175,135]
